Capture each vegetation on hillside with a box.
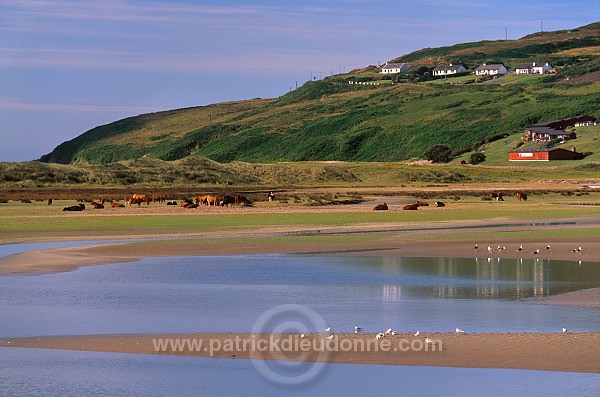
[33,22,600,167]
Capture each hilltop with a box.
[37,22,600,166]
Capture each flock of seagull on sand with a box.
[299,325,571,341]
[474,244,582,255]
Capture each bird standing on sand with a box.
[385,328,393,335]
[326,334,334,340]
[455,328,465,334]
[474,244,478,250]
[562,327,568,333]
[572,247,582,253]
[546,245,551,250]
[414,331,420,337]
[488,246,493,254]
[533,249,540,255]
[517,244,523,252]
[354,326,362,334]
[300,333,306,339]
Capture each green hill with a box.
[40,22,600,165]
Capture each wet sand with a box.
[2,332,598,374]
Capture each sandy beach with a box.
[2,332,599,374]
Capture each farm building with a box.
[514,62,553,75]
[432,64,467,77]
[508,148,585,161]
[523,115,597,142]
[475,63,508,76]
[380,62,408,74]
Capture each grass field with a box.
[1,192,598,244]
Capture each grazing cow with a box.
[221,195,236,207]
[268,192,275,201]
[90,201,104,209]
[415,201,429,207]
[166,200,178,206]
[234,195,252,206]
[402,204,419,210]
[63,203,85,211]
[47,198,53,205]
[490,192,504,201]
[434,201,445,207]
[373,203,388,211]
[205,195,219,206]
[132,194,150,205]
[110,201,125,208]
[515,192,528,201]
[152,194,166,203]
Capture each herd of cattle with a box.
[59,190,528,211]
[60,193,253,211]
[373,191,528,211]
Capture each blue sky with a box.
[1,0,598,162]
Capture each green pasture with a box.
[1,196,598,243]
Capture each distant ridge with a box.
[40,22,600,165]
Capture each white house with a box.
[432,63,467,77]
[475,63,508,76]
[515,62,553,75]
[380,62,408,74]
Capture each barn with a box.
[509,148,585,161]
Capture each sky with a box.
[1,0,598,162]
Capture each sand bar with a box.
[2,332,599,374]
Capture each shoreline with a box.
[2,332,599,374]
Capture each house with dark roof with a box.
[380,62,408,74]
[515,62,553,75]
[432,64,467,77]
[509,148,585,161]
[475,63,508,76]
[523,115,596,142]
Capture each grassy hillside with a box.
[39,23,600,166]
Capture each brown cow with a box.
[205,195,219,206]
[415,201,429,207]
[234,195,252,206]
[63,203,85,211]
[90,202,104,209]
[373,203,388,211]
[402,204,419,210]
[515,192,528,201]
[152,194,166,203]
[47,198,53,205]
[110,201,126,208]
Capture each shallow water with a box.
[1,348,598,397]
[0,255,598,337]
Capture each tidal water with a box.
[0,247,599,396]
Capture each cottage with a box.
[515,62,553,75]
[432,64,467,77]
[523,115,596,142]
[380,62,408,74]
[509,148,585,161]
[475,63,508,76]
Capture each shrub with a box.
[469,152,486,165]
[425,144,453,163]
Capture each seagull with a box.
[488,246,493,254]
[562,327,568,333]
[455,327,465,334]
[326,334,334,340]
[354,326,362,333]
[414,331,420,337]
[391,331,397,336]
[375,333,384,340]
[300,333,306,339]
[324,326,331,332]
[533,249,540,255]
[384,328,393,335]
[546,245,551,250]
[516,244,523,251]
[474,244,479,250]
[572,247,582,253]
[425,337,433,344]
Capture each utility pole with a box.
[541,21,543,34]
[505,27,507,41]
